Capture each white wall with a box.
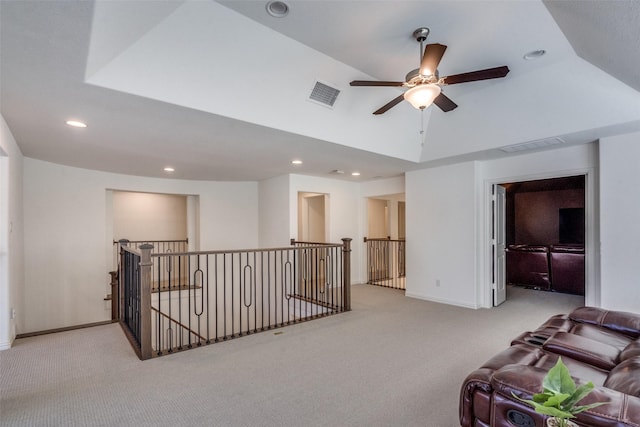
[599,132,640,312]
[112,191,187,241]
[258,174,290,248]
[288,174,362,283]
[479,143,598,308]
[0,116,24,349]
[259,174,404,285]
[23,159,258,333]
[15,133,638,336]
[406,143,598,309]
[406,161,479,307]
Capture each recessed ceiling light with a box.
[291,159,303,165]
[351,172,361,176]
[66,120,87,128]
[164,167,175,172]
[266,1,289,18]
[523,50,546,60]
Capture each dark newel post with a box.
[341,238,352,311]
[108,271,118,321]
[118,239,129,322]
[290,238,296,245]
[139,244,153,360]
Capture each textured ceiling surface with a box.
[1,0,639,181]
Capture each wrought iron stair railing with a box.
[118,239,351,359]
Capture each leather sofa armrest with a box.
[459,368,493,427]
[570,307,640,339]
[492,365,640,427]
[459,345,544,427]
[490,363,545,401]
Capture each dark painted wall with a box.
[509,189,585,245]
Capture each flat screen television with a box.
[559,207,585,244]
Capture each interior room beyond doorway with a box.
[500,175,586,301]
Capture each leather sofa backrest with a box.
[604,356,640,397]
[550,244,585,254]
[621,338,640,361]
[507,244,548,252]
[570,307,640,339]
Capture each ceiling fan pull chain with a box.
[420,109,425,146]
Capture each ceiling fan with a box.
[350,27,510,115]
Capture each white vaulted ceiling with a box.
[1,0,639,181]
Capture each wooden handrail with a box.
[113,238,188,245]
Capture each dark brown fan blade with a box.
[373,94,405,115]
[350,80,405,87]
[433,93,458,112]
[421,43,447,76]
[442,66,510,85]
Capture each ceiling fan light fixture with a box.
[404,84,441,110]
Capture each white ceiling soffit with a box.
[421,55,640,162]
[544,0,640,93]
[86,0,423,163]
[85,1,185,79]
[2,0,640,182]
[88,0,640,162]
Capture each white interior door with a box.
[493,184,507,306]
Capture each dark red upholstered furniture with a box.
[550,245,585,295]
[505,244,585,294]
[506,245,550,290]
[460,307,640,427]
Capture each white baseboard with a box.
[404,291,479,309]
[0,339,12,351]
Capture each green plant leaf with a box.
[543,358,576,395]
[562,382,595,409]
[532,405,575,419]
[570,401,609,414]
[533,392,552,403]
[543,393,571,408]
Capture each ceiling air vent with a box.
[309,80,340,108]
[500,137,565,153]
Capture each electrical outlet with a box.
[436,279,441,287]
[10,308,16,319]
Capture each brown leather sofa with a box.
[460,307,640,427]
[549,245,585,295]
[506,245,551,290]
[506,244,585,295]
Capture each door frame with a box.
[482,169,597,309]
[298,192,329,243]
[492,184,507,306]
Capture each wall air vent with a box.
[309,80,340,108]
[500,137,565,153]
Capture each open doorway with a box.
[298,192,328,242]
[296,192,329,301]
[493,176,586,305]
[365,194,406,290]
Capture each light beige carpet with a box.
[0,284,582,427]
